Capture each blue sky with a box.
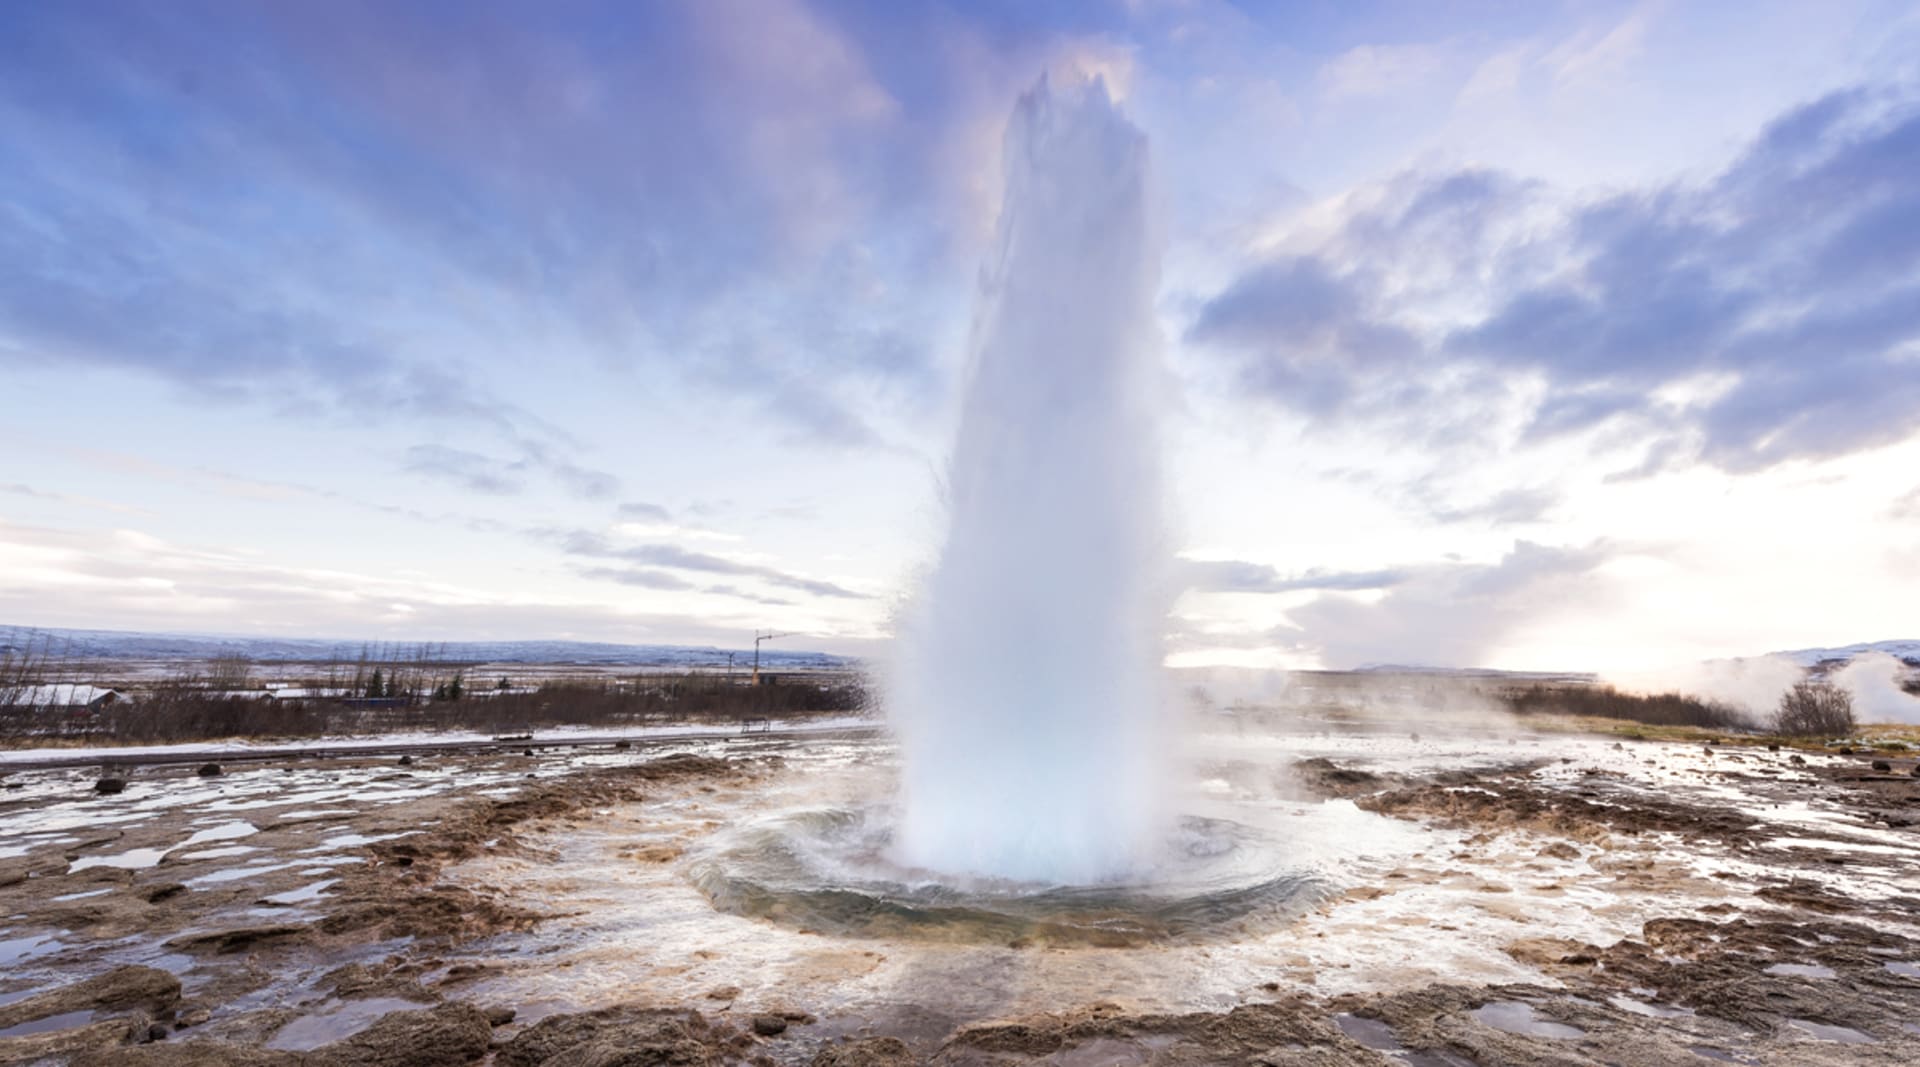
[2,0,1917,670]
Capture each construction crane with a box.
[751,630,791,686]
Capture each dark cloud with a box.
[1184,559,1407,594]
[556,530,866,600]
[1285,541,1614,668]
[1191,86,1920,474]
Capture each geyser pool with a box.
[888,76,1171,884]
[688,805,1324,946]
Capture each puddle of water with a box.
[1334,1013,1401,1050]
[1689,1045,1753,1063]
[264,997,423,1051]
[171,845,262,862]
[1786,1019,1875,1043]
[1470,1001,1585,1039]
[49,889,113,903]
[68,847,169,872]
[263,880,337,906]
[176,821,258,849]
[0,1009,93,1039]
[184,861,304,887]
[1609,995,1693,1018]
[0,988,45,1008]
[1764,963,1836,979]
[1885,961,1920,978]
[309,832,412,851]
[0,934,62,968]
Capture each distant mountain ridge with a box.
[0,625,856,670]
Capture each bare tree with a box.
[1771,680,1855,736]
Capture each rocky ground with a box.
[0,731,1916,1065]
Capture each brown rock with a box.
[0,965,182,1031]
[811,1037,913,1067]
[308,1002,493,1067]
[750,1014,788,1037]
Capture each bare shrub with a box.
[1771,680,1855,736]
[1502,683,1749,730]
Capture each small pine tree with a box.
[367,669,385,700]
[448,671,464,702]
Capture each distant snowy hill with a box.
[0,626,857,670]
[1770,640,1920,668]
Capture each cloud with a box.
[1191,84,1920,474]
[1283,541,1613,668]
[616,501,673,522]
[1184,559,1408,594]
[555,529,866,600]
[0,0,962,455]
[399,442,618,500]
[575,566,695,592]
[403,446,526,496]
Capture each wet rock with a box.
[95,777,128,795]
[178,1009,212,1029]
[1871,759,1892,772]
[705,986,741,1002]
[145,882,187,903]
[1290,758,1385,799]
[307,1002,493,1067]
[197,763,224,777]
[810,1037,912,1067]
[1790,754,1807,765]
[1767,743,1781,751]
[165,924,308,954]
[398,755,413,766]
[485,1005,517,1027]
[75,1042,297,1066]
[1536,842,1580,861]
[750,1014,787,1037]
[0,859,31,888]
[496,1008,715,1067]
[614,740,632,750]
[147,1022,171,1041]
[0,965,182,1031]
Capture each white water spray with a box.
[889,77,1170,884]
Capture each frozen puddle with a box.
[171,845,262,862]
[50,889,113,903]
[263,880,337,905]
[1786,1019,1875,1043]
[1885,961,1920,978]
[185,861,305,887]
[1764,963,1836,979]
[176,821,258,849]
[1470,1001,1585,1039]
[68,847,169,872]
[265,997,423,1051]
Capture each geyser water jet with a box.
[889,77,1169,884]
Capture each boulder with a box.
[95,778,128,795]
[197,764,223,777]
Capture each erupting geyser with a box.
[889,77,1170,884]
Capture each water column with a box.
[889,76,1171,884]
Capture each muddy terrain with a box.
[1,728,1917,1065]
